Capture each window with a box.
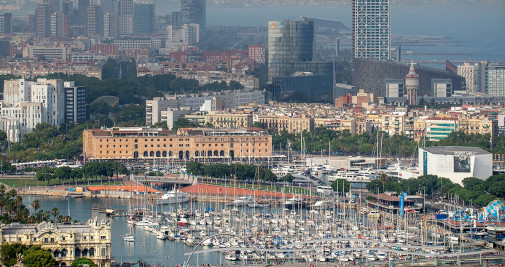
[44,238,48,243]
[100,236,106,240]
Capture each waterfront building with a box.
[352,0,391,60]
[419,146,492,185]
[82,127,272,161]
[134,3,155,35]
[257,115,313,134]
[405,63,419,105]
[0,219,112,267]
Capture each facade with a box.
[118,0,133,36]
[257,115,313,134]
[1,79,66,142]
[431,79,452,98]
[82,127,272,161]
[36,4,52,37]
[0,219,112,267]
[381,114,405,136]
[424,117,458,141]
[419,146,492,185]
[352,0,391,60]
[487,64,505,96]
[205,113,253,129]
[181,0,205,37]
[23,45,69,61]
[134,3,155,35]
[384,79,404,98]
[87,5,103,36]
[352,58,466,97]
[0,12,12,34]
[457,63,476,93]
[267,20,314,83]
[248,45,265,64]
[77,0,90,26]
[64,81,86,123]
[103,12,118,38]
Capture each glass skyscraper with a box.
[134,3,155,35]
[181,0,206,37]
[352,0,391,60]
[267,20,314,83]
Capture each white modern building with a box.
[457,62,476,93]
[418,146,492,185]
[0,79,66,142]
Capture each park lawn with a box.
[0,178,44,188]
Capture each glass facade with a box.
[352,0,391,60]
[267,20,314,82]
[487,65,505,96]
[181,0,206,36]
[134,3,155,34]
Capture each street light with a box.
[120,235,123,264]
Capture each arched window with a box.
[150,151,154,157]
[185,150,190,160]
[143,151,148,157]
[82,249,88,257]
[169,151,173,157]
[220,150,224,157]
[89,248,95,257]
[156,151,161,157]
[214,150,218,157]
[201,150,205,157]
[208,150,212,157]
[162,151,167,157]
[75,248,81,257]
[195,151,199,157]
[179,151,183,160]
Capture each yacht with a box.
[231,196,254,206]
[158,190,190,204]
[284,196,304,208]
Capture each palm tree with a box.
[31,199,40,215]
[52,208,59,223]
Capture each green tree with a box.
[1,243,29,267]
[331,179,350,193]
[22,246,57,267]
[172,118,198,133]
[71,257,98,267]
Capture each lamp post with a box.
[119,235,123,264]
[166,256,169,267]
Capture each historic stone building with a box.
[0,219,111,267]
[83,127,272,161]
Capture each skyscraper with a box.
[352,0,391,60]
[104,12,118,38]
[35,4,52,37]
[87,5,103,36]
[134,3,155,35]
[50,11,65,37]
[0,13,12,34]
[78,0,90,26]
[119,0,133,36]
[486,64,505,96]
[101,0,118,14]
[181,0,205,37]
[267,20,314,82]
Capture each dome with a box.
[486,199,505,219]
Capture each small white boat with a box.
[224,253,237,261]
[232,196,254,206]
[158,190,190,204]
[123,234,135,242]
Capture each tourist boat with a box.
[231,196,254,206]
[158,190,190,204]
[123,234,135,242]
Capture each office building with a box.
[134,3,155,35]
[87,5,103,36]
[181,0,205,37]
[104,12,118,38]
[0,219,112,267]
[0,13,12,34]
[119,0,133,36]
[64,81,86,123]
[35,4,52,37]
[431,79,452,98]
[62,0,72,16]
[82,127,272,161]
[50,11,66,37]
[171,11,182,26]
[22,45,69,61]
[352,0,391,60]
[248,45,265,64]
[78,0,90,26]
[419,146,492,185]
[0,41,10,57]
[405,63,419,105]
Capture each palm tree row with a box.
[0,185,71,224]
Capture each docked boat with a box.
[284,196,304,208]
[158,190,190,204]
[123,234,135,242]
[231,196,254,206]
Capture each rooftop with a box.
[421,146,490,156]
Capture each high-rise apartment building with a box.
[35,4,52,37]
[119,0,133,36]
[181,0,205,37]
[87,5,103,36]
[267,20,314,83]
[457,63,476,93]
[64,81,86,123]
[101,0,118,14]
[134,3,155,35]
[50,11,66,37]
[0,13,12,34]
[352,0,391,60]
